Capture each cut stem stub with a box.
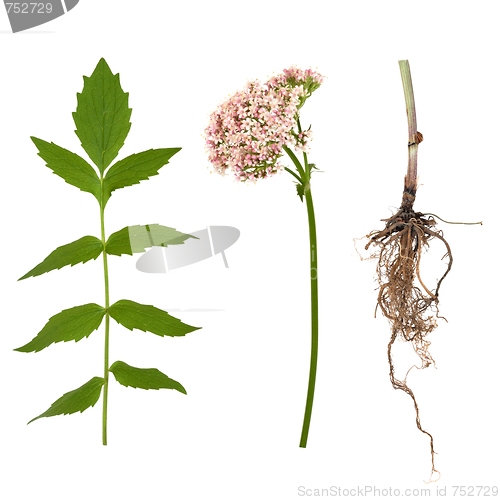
[399,60,423,210]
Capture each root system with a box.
[364,60,454,480]
[365,193,452,479]
[363,60,479,479]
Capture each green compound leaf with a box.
[110,361,186,394]
[73,58,132,174]
[30,137,101,202]
[108,299,200,337]
[19,236,103,280]
[102,148,181,207]
[28,377,105,424]
[14,304,106,353]
[106,224,195,256]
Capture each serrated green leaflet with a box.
[31,137,101,202]
[106,224,195,256]
[15,304,105,353]
[73,58,132,174]
[110,361,186,394]
[108,299,200,337]
[102,148,181,206]
[296,182,305,202]
[28,377,105,424]
[19,236,103,280]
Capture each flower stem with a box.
[299,185,318,448]
[284,167,303,184]
[297,118,309,177]
[283,144,318,448]
[99,184,110,446]
[283,146,307,180]
[398,60,422,210]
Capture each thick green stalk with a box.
[299,186,318,448]
[99,183,110,446]
[283,146,307,179]
[398,60,421,209]
[283,145,319,448]
[284,167,303,184]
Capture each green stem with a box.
[283,146,307,180]
[297,118,309,177]
[99,186,110,446]
[299,181,318,448]
[284,167,303,184]
[283,143,319,448]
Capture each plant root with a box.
[366,204,452,479]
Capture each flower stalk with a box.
[284,141,318,448]
[301,182,318,448]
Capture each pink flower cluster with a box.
[204,67,324,183]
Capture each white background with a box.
[1,1,499,499]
